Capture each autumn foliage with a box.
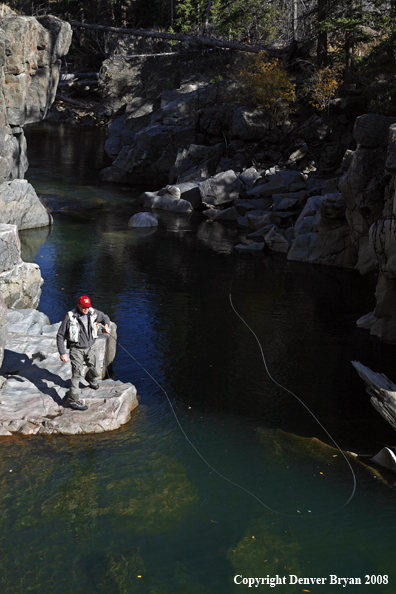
[235,51,296,124]
[304,66,343,113]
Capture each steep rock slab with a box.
[352,360,396,433]
[0,291,6,369]
[0,224,43,308]
[288,193,357,268]
[0,179,52,229]
[199,170,240,207]
[0,12,72,125]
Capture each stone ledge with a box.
[0,309,139,435]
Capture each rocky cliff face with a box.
[0,8,71,364]
[0,8,71,182]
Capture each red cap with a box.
[77,296,91,308]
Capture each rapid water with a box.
[4,122,395,592]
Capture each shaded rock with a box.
[247,224,277,242]
[264,227,290,253]
[353,113,396,148]
[297,114,330,144]
[213,206,239,221]
[235,242,265,251]
[385,123,396,174]
[247,170,305,199]
[295,195,323,227]
[236,197,272,214]
[198,169,240,207]
[287,224,357,268]
[354,235,377,276]
[273,190,306,211]
[102,124,196,186]
[356,311,377,330]
[238,167,262,188]
[247,212,280,230]
[142,192,192,213]
[104,115,125,157]
[339,144,388,236]
[0,179,52,229]
[231,107,270,140]
[273,197,300,212]
[321,177,340,195]
[170,143,224,184]
[175,181,202,208]
[128,212,158,227]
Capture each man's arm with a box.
[56,314,70,361]
[95,309,111,334]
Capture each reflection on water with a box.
[9,122,396,592]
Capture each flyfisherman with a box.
[57,295,110,411]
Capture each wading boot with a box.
[65,399,88,411]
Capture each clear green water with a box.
[6,122,395,592]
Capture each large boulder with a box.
[139,190,193,213]
[247,170,305,199]
[296,114,331,144]
[0,179,52,228]
[288,193,357,268]
[169,143,224,184]
[101,124,196,186]
[353,113,396,148]
[0,223,43,308]
[231,107,270,140]
[198,170,240,207]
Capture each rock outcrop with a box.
[0,179,52,228]
[0,7,71,230]
[0,223,43,308]
[0,308,138,435]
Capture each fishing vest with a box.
[67,307,98,343]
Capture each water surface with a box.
[6,122,395,592]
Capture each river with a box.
[3,121,395,592]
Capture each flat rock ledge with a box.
[0,309,139,436]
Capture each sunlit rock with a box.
[0,316,137,435]
[0,179,52,229]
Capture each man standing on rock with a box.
[57,296,110,411]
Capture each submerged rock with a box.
[128,212,158,227]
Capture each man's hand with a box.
[103,324,110,334]
[60,354,68,362]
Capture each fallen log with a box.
[69,20,283,57]
[55,94,99,110]
[352,360,396,432]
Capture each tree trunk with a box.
[317,0,327,66]
[203,0,212,36]
[69,19,287,56]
